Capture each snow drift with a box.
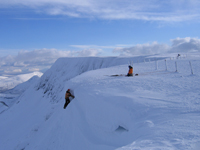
[0,55,200,150]
[0,72,43,114]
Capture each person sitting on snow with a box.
[127,65,133,76]
[64,89,75,109]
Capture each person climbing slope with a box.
[64,89,75,109]
[127,65,133,76]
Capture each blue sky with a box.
[0,0,200,75]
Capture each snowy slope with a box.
[0,55,200,150]
[0,75,42,114]
[0,72,43,114]
[36,56,158,103]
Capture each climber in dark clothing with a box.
[64,89,75,109]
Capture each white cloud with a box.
[0,48,101,76]
[70,45,118,50]
[4,69,22,74]
[28,68,40,72]
[76,49,102,57]
[113,42,170,56]
[1,37,200,76]
[170,37,200,52]
[1,0,200,22]
[113,37,200,56]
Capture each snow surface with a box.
[0,54,200,150]
[0,72,43,114]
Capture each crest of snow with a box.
[0,54,200,150]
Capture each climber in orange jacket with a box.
[64,89,75,109]
[127,65,133,76]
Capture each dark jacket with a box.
[65,91,74,99]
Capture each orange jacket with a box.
[128,68,133,74]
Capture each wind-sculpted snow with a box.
[0,54,200,150]
[0,73,42,113]
[36,56,156,103]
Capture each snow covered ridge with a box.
[1,54,200,150]
[0,73,43,113]
[35,56,160,102]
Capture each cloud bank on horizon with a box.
[0,48,101,76]
[0,37,200,76]
[114,37,200,56]
[1,0,200,22]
